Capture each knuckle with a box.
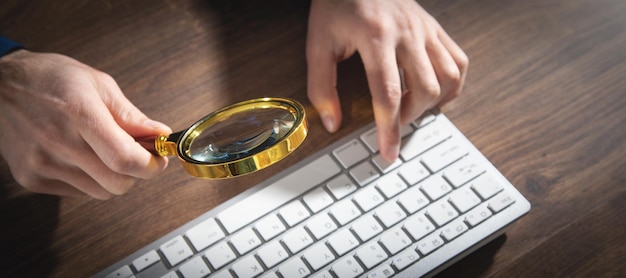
[94,193,114,200]
[378,83,403,109]
[366,21,388,38]
[422,82,441,100]
[457,52,470,70]
[105,176,135,196]
[23,182,46,194]
[94,70,115,84]
[443,66,462,85]
[18,176,48,195]
[383,83,403,100]
[106,146,143,174]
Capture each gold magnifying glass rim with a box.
[156,97,307,179]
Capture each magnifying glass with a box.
[141,97,307,179]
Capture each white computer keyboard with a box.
[96,112,530,278]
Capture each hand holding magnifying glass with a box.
[140,98,308,179]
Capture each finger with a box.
[36,151,115,199]
[77,98,169,181]
[306,34,342,133]
[66,155,134,198]
[98,72,172,137]
[21,177,86,198]
[397,40,441,125]
[51,140,142,197]
[360,45,403,161]
[437,28,469,106]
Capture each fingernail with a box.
[321,112,337,133]
[385,144,400,162]
[144,119,169,130]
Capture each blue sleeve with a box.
[0,35,23,57]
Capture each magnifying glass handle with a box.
[136,132,181,157]
[137,136,159,155]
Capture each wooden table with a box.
[1,0,624,277]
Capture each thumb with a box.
[100,80,172,138]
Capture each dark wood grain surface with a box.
[1,0,624,277]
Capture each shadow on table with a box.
[0,168,60,278]
[435,234,508,278]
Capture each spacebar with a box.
[217,154,341,234]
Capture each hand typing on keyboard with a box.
[306,0,469,162]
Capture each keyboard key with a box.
[208,270,234,278]
[257,241,288,268]
[449,186,481,213]
[312,270,333,278]
[379,227,411,255]
[178,256,210,278]
[403,213,436,241]
[333,139,370,169]
[231,255,263,278]
[397,186,430,214]
[304,243,336,270]
[230,228,261,255]
[356,242,388,269]
[421,138,468,172]
[413,112,436,127]
[332,256,364,278]
[392,249,420,271]
[398,159,430,186]
[366,264,395,278]
[306,213,338,239]
[326,174,358,200]
[372,154,402,173]
[160,271,178,278]
[465,204,492,227]
[330,200,362,225]
[132,250,160,272]
[400,120,452,161]
[471,173,503,200]
[185,218,225,252]
[217,154,340,234]
[441,218,469,241]
[205,242,236,269]
[376,174,408,199]
[416,233,444,255]
[279,200,310,227]
[351,215,383,242]
[443,156,485,187]
[105,265,133,278]
[260,272,278,278]
[279,257,311,278]
[255,214,286,241]
[361,125,414,153]
[375,202,407,228]
[160,236,193,267]
[303,187,334,213]
[427,199,459,227]
[420,175,453,201]
[282,226,314,253]
[489,191,516,212]
[350,161,380,186]
[328,229,359,255]
[353,186,384,212]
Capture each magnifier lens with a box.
[189,108,295,163]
